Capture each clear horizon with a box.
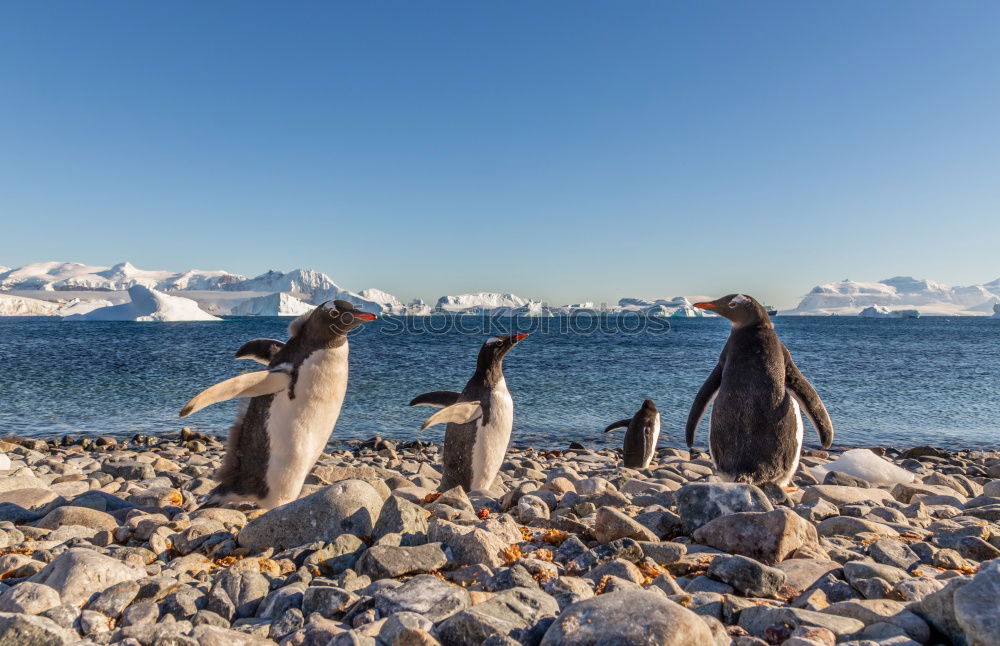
[3,3,999,307]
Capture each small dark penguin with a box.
[179,300,377,509]
[604,399,660,468]
[409,335,528,493]
[686,294,833,487]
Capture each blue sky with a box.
[2,2,998,307]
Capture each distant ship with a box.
[765,305,778,316]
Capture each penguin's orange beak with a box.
[514,334,529,341]
[353,312,378,322]
[694,302,717,310]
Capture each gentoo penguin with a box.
[604,399,661,469]
[179,300,376,509]
[685,294,833,487]
[409,334,528,493]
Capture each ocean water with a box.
[0,315,997,450]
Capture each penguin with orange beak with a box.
[686,294,833,487]
[410,334,528,493]
[180,300,378,508]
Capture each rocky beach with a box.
[0,432,998,646]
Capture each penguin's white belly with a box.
[779,391,804,487]
[263,345,349,507]
[469,382,513,493]
[643,413,661,468]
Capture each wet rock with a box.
[692,507,818,564]
[677,483,773,533]
[238,480,384,551]
[539,590,714,645]
[707,554,786,598]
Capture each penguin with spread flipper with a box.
[604,399,661,468]
[685,294,833,487]
[409,335,528,493]
[180,300,377,509]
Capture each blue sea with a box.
[1,316,997,450]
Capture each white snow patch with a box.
[65,285,220,322]
[858,306,920,319]
[809,448,916,486]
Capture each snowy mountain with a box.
[787,276,1000,316]
[65,286,220,322]
[229,292,314,317]
[0,261,243,292]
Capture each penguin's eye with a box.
[728,301,737,308]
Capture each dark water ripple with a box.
[0,316,996,450]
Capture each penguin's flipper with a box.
[603,419,631,433]
[180,370,291,418]
[419,401,482,430]
[685,362,722,448]
[235,338,286,365]
[409,391,462,408]
[782,345,834,448]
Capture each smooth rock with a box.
[540,590,714,645]
[677,483,773,533]
[28,548,143,605]
[435,586,559,645]
[707,554,786,598]
[238,480,384,551]
[954,559,1000,646]
[356,543,447,580]
[692,507,818,564]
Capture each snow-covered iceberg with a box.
[56,298,115,317]
[0,293,60,316]
[858,306,920,319]
[229,292,314,316]
[787,276,1000,316]
[618,296,712,317]
[65,285,220,322]
[436,293,529,313]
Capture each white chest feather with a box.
[264,344,349,507]
[469,379,514,493]
[644,412,661,468]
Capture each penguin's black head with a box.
[641,398,657,412]
[476,334,528,367]
[694,294,769,328]
[293,300,377,340]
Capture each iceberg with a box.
[787,276,1000,316]
[65,285,220,322]
[0,293,60,316]
[993,304,1000,319]
[436,293,529,313]
[809,449,915,485]
[618,296,712,317]
[56,298,115,317]
[858,306,920,319]
[229,292,314,316]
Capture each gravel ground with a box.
[0,430,998,646]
